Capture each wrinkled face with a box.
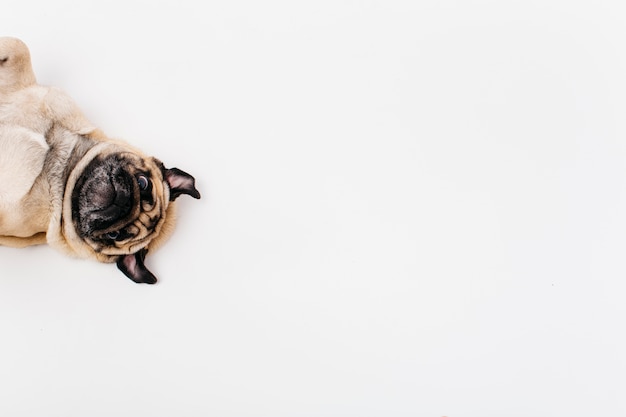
[69,151,200,284]
[71,152,168,256]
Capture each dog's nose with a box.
[112,189,132,212]
[96,189,132,224]
[99,172,134,218]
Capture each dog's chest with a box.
[0,125,50,236]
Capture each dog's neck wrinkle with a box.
[61,134,98,185]
[38,125,98,220]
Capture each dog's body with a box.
[0,37,200,283]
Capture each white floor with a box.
[2,1,626,416]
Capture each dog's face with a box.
[69,151,200,283]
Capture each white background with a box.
[1,0,626,415]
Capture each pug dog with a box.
[0,37,200,284]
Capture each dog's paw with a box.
[0,37,36,92]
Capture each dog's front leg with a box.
[0,233,47,248]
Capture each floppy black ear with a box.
[116,249,157,284]
[164,168,201,201]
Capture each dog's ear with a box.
[164,167,201,201]
[116,249,157,284]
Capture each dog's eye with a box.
[137,175,150,191]
[106,231,120,240]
